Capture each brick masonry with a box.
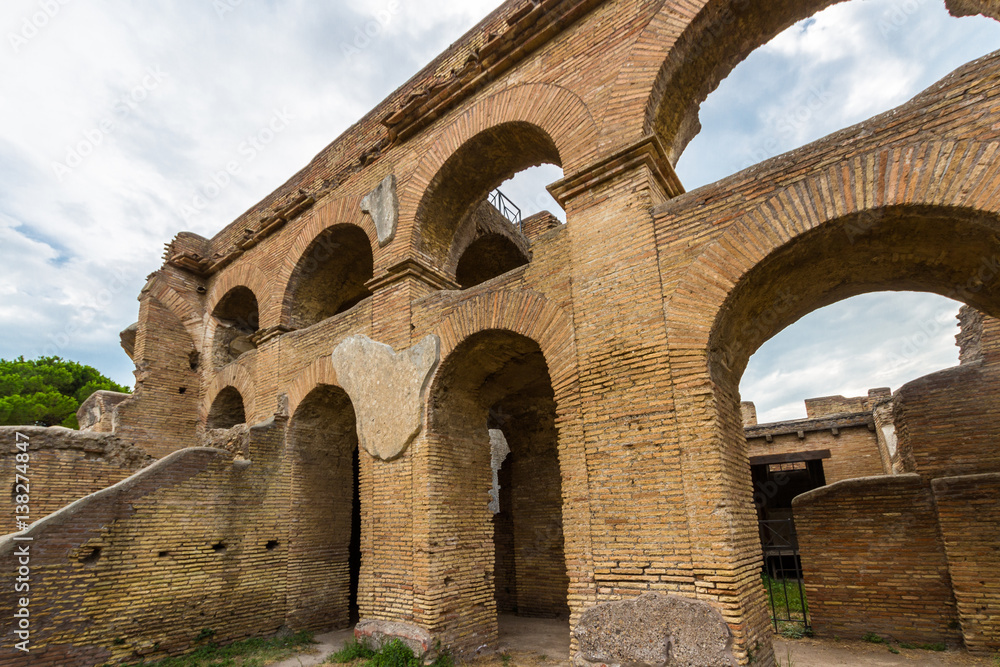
[793,475,961,645]
[932,473,1000,653]
[3,1,1000,665]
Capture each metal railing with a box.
[489,189,522,231]
[759,518,811,633]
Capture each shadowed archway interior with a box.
[425,329,569,647]
[285,384,362,630]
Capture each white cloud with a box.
[0,0,995,408]
[742,292,962,422]
[0,1,506,386]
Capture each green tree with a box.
[0,357,131,429]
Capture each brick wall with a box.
[793,474,960,644]
[892,360,1000,479]
[115,295,201,458]
[12,0,1000,663]
[0,426,152,535]
[0,421,289,666]
[747,422,886,484]
[932,473,1000,653]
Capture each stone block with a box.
[574,593,736,667]
[332,334,439,460]
[355,619,434,660]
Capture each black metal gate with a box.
[759,518,810,634]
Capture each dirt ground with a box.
[773,636,997,667]
[275,618,999,667]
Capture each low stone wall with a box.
[0,426,153,535]
[793,474,960,645]
[932,473,1000,653]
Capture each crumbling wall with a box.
[793,474,960,645]
[892,335,1000,479]
[0,426,153,535]
[0,420,289,666]
[115,295,201,457]
[803,388,890,418]
[76,390,131,433]
[932,473,1000,653]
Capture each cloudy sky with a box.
[0,0,997,422]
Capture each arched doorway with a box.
[666,201,1000,659]
[285,384,362,630]
[425,329,569,652]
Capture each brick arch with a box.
[285,355,341,419]
[665,139,1000,367]
[600,0,1000,165]
[143,277,204,352]
[435,290,579,393]
[424,289,592,651]
[206,264,272,330]
[400,83,597,267]
[659,139,1000,662]
[273,196,380,328]
[204,365,256,425]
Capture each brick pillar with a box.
[551,136,773,665]
[360,262,457,628]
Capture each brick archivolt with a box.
[600,0,1000,165]
[275,196,380,327]
[206,264,271,329]
[665,139,1000,374]
[285,355,341,419]
[204,365,255,425]
[434,290,579,398]
[403,83,598,208]
[399,83,598,261]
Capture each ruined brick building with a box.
[3,0,1000,664]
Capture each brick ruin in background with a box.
[3,0,1000,665]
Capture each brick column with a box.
[552,135,773,665]
[360,262,457,628]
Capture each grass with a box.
[326,638,453,667]
[861,632,886,644]
[117,631,315,667]
[762,574,810,638]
